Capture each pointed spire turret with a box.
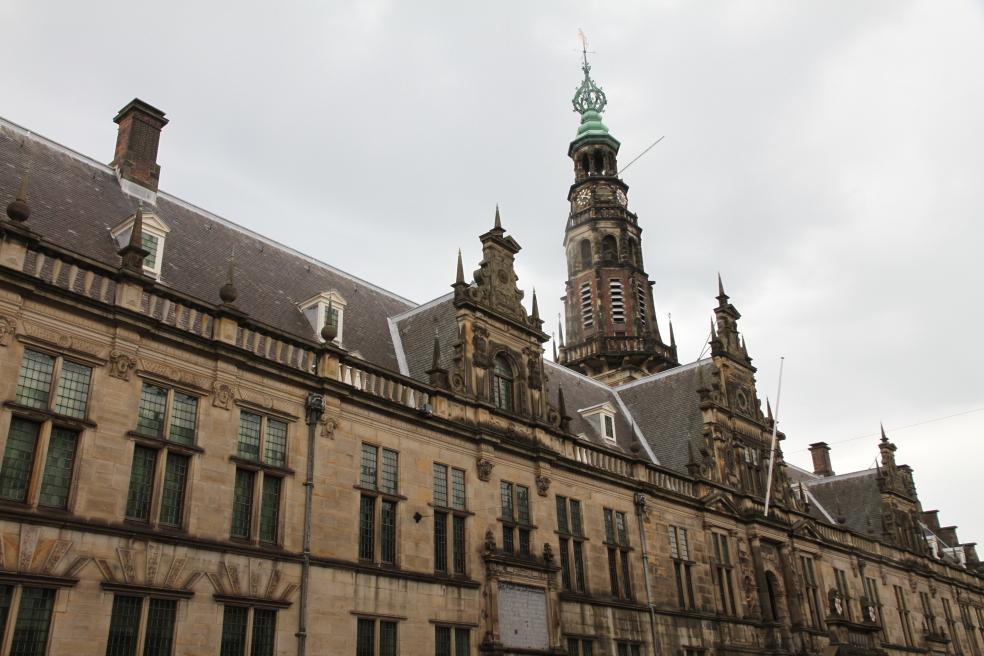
[717,272,728,303]
[766,398,774,423]
[557,386,571,433]
[552,334,558,362]
[118,203,150,273]
[557,313,565,347]
[531,288,540,321]
[426,327,448,388]
[494,204,502,230]
[5,171,31,223]
[668,314,676,348]
[453,249,466,290]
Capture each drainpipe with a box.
[634,492,660,656]
[298,392,325,656]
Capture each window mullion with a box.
[148,446,168,529]
[162,390,175,441]
[136,596,151,655]
[244,607,255,656]
[258,417,268,466]
[0,586,23,656]
[26,422,53,509]
[48,357,65,413]
[250,472,264,544]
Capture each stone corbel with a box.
[0,315,15,346]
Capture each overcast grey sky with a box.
[4,1,982,544]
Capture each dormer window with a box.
[111,211,170,280]
[603,414,615,440]
[578,402,618,442]
[299,291,347,345]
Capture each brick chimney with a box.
[111,99,168,192]
[938,526,959,547]
[808,442,834,477]
[921,510,941,533]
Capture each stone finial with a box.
[668,313,676,348]
[118,203,150,273]
[493,204,502,230]
[454,249,466,287]
[557,387,571,433]
[6,172,30,223]
[531,288,540,322]
[219,255,238,304]
[321,299,338,342]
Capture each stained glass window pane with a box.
[38,427,78,508]
[219,605,248,656]
[360,445,377,489]
[380,499,396,564]
[143,598,176,656]
[250,609,276,656]
[435,626,451,656]
[359,495,375,560]
[450,468,466,510]
[237,413,262,461]
[263,419,287,467]
[380,449,398,495]
[10,587,55,656]
[159,452,188,527]
[0,419,40,502]
[356,618,374,656]
[105,595,142,656]
[379,621,397,656]
[433,464,448,508]
[137,384,168,437]
[259,476,281,543]
[169,393,197,445]
[231,469,255,538]
[125,446,157,521]
[434,511,447,572]
[454,628,469,656]
[54,361,91,418]
[15,351,54,410]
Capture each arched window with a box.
[628,239,639,267]
[593,151,604,174]
[580,239,592,269]
[579,154,590,175]
[492,355,514,412]
[601,235,618,262]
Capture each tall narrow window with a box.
[580,283,593,328]
[500,481,532,557]
[9,587,56,656]
[609,280,625,323]
[711,532,737,616]
[894,585,914,647]
[556,496,587,593]
[434,625,470,656]
[863,576,884,634]
[2,350,91,510]
[567,637,594,656]
[492,356,514,412]
[634,280,648,325]
[833,568,853,621]
[668,525,696,609]
[579,240,592,269]
[433,464,467,575]
[357,617,397,656]
[106,594,178,656]
[230,411,291,544]
[943,598,962,654]
[358,444,400,565]
[920,591,937,636]
[800,556,823,629]
[604,508,633,599]
[220,604,277,656]
[615,642,641,656]
[126,382,200,529]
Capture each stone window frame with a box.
[0,573,77,656]
[110,211,170,281]
[356,443,403,566]
[798,554,824,630]
[603,508,633,601]
[566,635,594,656]
[556,495,587,593]
[353,613,401,656]
[499,480,534,558]
[0,346,98,513]
[832,567,854,622]
[433,622,472,656]
[615,640,642,656]
[102,582,193,656]
[893,584,915,647]
[431,463,469,576]
[709,530,737,617]
[124,377,205,531]
[216,595,289,656]
[667,524,696,610]
[229,405,295,547]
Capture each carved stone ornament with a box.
[542,543,554,565]
[320,416,338,439]
[0,315,14,346]
[108,350,137,380]
[476,458,494,482]
[829,589,844,617]
[535,474,551,497]
[484,529,496,553]
[472,326,491,369]
[212,382,234,410]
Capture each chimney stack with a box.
[921,510,941,533]
[111,99,168,192]
[939,526,959,547]
[808,441,834,477]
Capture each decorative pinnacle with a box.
[219,252,238,304]
[552,334,558,361]
[668,313,676,347]
[321,298,338,342]
[129,202,145,249]
[454,249,465,286]
[6,171,31,223]
[880,422,888,443]
[572,30,607,115]
[493,204,502,230]
[557,313,565,346]
[430,328,442,372]
[119,202,150,273]
[717,272,728,301]
[531,288,540,321]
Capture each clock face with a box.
[615,189,627,207]
[575,188,591,207]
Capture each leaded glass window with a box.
[159,452,188,527]
[360,444,377,488]
[137,384,168,437]
[359,495,375,560]
[105,595,141,656]
[435,626,470,656]
[433,464,448,508]
[380,449,398,494]
[144,598,176,656]
[0,418,40,502]
[220,606,249,656]
[379,621,397,656]
[15,351,54,409]
[434,512,448,572]
[53,361,91,419]
[137,384,198,445]
[557,496,587,593]
[500,481,531,557]
[356,618,374,656]
[250,609,276,656]
[259,476,281,543]
[141,232,160,270]
[358,445,400,563]
[492,355,514,412]
[231,469,255,539]
[126,446,157,521]
[237,412,262,461]
[38,427,77,508]
[263,419,287,467]
[380,500,397,564]
[168,393,197,445]
[0,585,12,643]
[10,587,55,656]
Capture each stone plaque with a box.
[498,582,548,651]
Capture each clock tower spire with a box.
[557,45,677,385]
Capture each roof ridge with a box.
[544,360,617,391]
[612,358,713,391]
[389,292,454,323]
[802,468,877,485]
[0,116,418,309]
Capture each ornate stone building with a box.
[0,58,979,656]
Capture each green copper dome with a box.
[571,58,618,148]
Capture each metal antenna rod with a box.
[618,136,665,176]
[763,356,786,517]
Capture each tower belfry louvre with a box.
[557,52,678,385]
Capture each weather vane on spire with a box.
[572,28,607,115]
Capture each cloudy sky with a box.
[5,1,982,544]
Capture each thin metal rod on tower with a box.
[763,356,785,517]
[617,136,665,176]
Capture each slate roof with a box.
[802,469,883,536]
[0,119,414,370]
[613,360,713,473]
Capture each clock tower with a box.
[557,53,677,385]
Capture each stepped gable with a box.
[0,120,413,370]
[803,469,883,535]
[613,359,713,473]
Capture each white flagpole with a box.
[763,356,785,517]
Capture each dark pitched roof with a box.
[803,469,883,536]
[545,362,636,451]
[613,360,712,473]
[0,120,414,370]
[391,294,458,380]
